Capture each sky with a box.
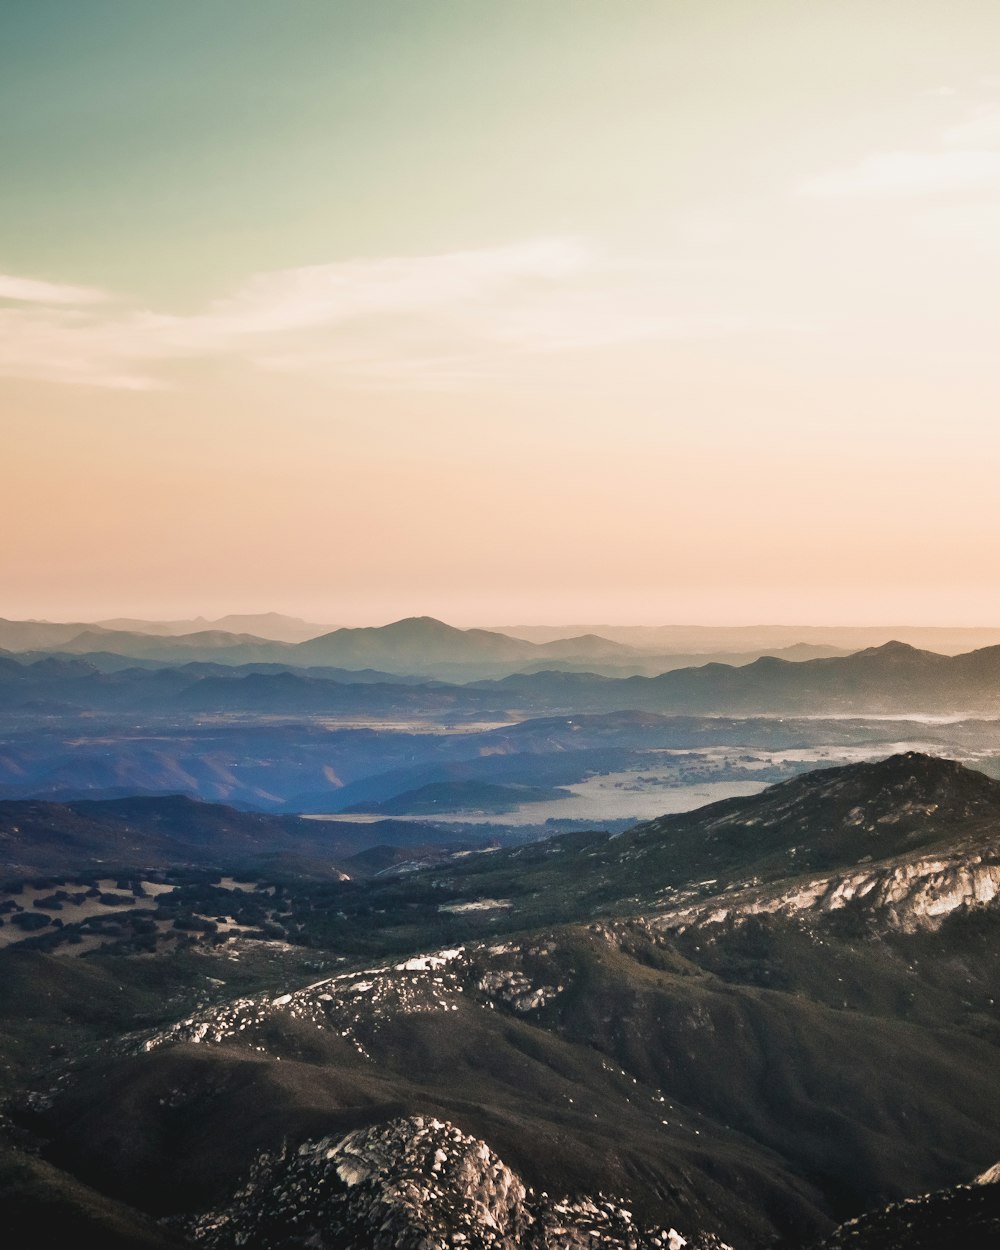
[3,0,1000,626]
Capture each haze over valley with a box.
[3,610,1000,1249]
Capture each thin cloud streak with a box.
[0,240,592,390]
[801,100,1000,200]
[801,149,1000,198]
[168,238,591,345]
[0,273,110,305]
[0,239,768,391]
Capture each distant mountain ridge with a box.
[94,613,332,642]
[490,623,1000,655]
[10,637,1000,718]
[10,615,1000,675]
[0,614,330,648]
[52,629,296,664]
[474,639,1000,714]
[293,616,638,669]
[1,616,638,676]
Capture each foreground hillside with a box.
[1,754,998,1247]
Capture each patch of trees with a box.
[11,911,53,931]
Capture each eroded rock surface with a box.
[187,1116,729,1250]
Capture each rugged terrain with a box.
[1,753,998,1248]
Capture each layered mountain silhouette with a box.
[293,617,638,671]
[2,616,641,678]
[474,640,1000,714]
[0,615,326,651]
[48,629,297,665]
[94,614,331,643]
[8,635,1000,715]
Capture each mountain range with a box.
[492,622,1000,655]
[472,639,1000,714]
[9,637,1000,718]
[1,753,998,1248]
[0,615,328,651]
[10,615,1000,686]
[94,614,333,643]
[1,616,642,677]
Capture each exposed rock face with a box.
[141,948,469,1059]
[656,853,1000,935]
[625,756,1000,937]
[186,1116,728,1250]
[596,753,1000,935]
[139,943,570,1059]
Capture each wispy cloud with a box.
[0,239,762,391]
[801,149,1000,198]
[941,105,1000,148]
[0,241,589,390]
[0,272,109,305]
[166,238,590,347]
[800,101,1000,199]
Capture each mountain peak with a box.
[630,751,1000,889]
[850,639,945,663]
[383,616,459,634]
[186,1115,705,1250]
[749,751,1000,827]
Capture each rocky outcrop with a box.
[139,942,572,1060]
[656,853,1000,935]
[185,1116,729,1250]
[141,948,470,1059]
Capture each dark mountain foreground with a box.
[0,1146,184,1249]
[811,1164,1000,1249]
[0,753,998,1248]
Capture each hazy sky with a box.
[4,1,1000,625]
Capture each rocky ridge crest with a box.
[185,1115,729,1250]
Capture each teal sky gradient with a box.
[4,2,1000,623]
[6,1,991,298]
